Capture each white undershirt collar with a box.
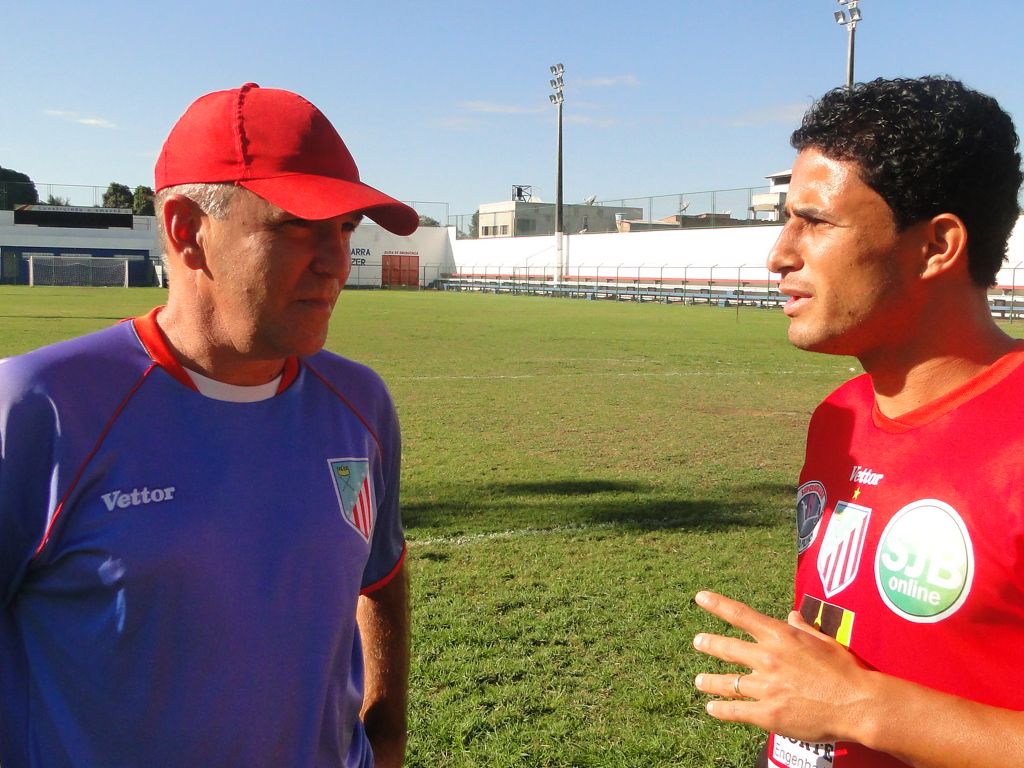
[183,366,282,402]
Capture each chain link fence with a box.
[0,180,449,227]
[448,184,784,238]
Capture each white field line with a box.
[407,516,702,548]
[396,369,797,382]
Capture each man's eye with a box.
[280,218,313,230]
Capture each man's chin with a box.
[293,337,329,358]
[788,329,853,357]
[788,321,830,352]
[269,328,329,360]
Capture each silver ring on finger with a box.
[732,674,743,696]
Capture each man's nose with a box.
[767,223,800,276]
[313,228,352,278]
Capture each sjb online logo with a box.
[874,499,974,623]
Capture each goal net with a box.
[28,254,130,287]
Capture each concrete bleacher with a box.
[437,273,788,307]
[987,291,1024,319]
[445,214,1024,319]
[439,272,1024,319]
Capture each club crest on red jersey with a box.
[796,480,826,554]
[817,501,872,598]
[327,458,375,541]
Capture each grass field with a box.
[1,285,980,766]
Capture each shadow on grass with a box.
[490,479,645,495]
[404,479,794,535]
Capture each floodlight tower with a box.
[834,0,863,89]
[549,63,565,281]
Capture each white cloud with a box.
[77,117,117,128]
[728,102,810,128]
[575,75,640,88]
[45,109,117,129]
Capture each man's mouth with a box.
[780,287,812,316]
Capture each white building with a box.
[476,200,643,237]
[749,170,791,222]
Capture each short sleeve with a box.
[0,373,61,605]
[360,385,404,593]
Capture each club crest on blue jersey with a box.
[327,458,375,541]
[796,480,826,554]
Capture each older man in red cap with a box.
[0,83,416,767]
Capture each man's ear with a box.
[919,213,968,281]
[161,194,207,271]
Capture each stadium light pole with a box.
[834,0,862,89]
[549,63,565,282]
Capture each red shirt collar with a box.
[873,341,1024,431]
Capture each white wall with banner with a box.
[447,224,786,287]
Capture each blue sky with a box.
[3,1,1024,220]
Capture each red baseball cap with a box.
[154,83,419,236]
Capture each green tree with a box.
[132,185,155,215]
[102,182,133,210]
[418,215,442,227]
[469,209,479,238]
[0,166,39,210]
[45,193,71,206]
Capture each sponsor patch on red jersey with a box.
[796,481,826,554]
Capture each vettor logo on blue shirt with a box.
[101,486,177,511]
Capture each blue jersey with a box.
[0,309,405,767]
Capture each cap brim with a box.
[239,175,420,236]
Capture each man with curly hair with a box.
[694,76,1024,767]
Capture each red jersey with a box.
[767,345,1024,768]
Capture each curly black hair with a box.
[792,76,1023,287]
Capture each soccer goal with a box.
[28,254,131,287]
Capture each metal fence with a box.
[1,181,114,209]
[602,186,773,224]
[348,261,446,289]
[439,262,783,310]
[0,181,449,225]
[8,175,770,237]
[407,201,450,228]
[447,185,781,238]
